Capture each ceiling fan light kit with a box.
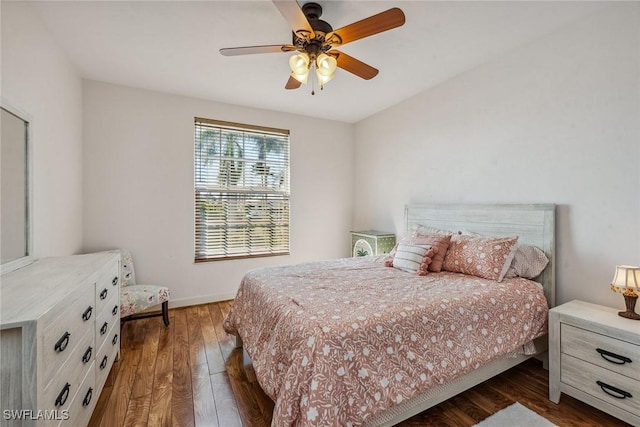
[220,1,406,94]
[289,51,337,86]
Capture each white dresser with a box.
[549,300,640,426]
[0,253,121,427]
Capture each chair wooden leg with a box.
[162,301,170,327]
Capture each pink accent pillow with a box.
[442,235,518,281]
[385,232,452,273]
[410,233,452,272]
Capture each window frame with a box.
[194,117,290,262]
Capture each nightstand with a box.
[350,230,395,257]
[549,300,640,426]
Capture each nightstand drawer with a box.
[561,354,639,417]
[561,323,639,381]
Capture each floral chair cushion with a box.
[116,249,170,318]
[120,285,170,317]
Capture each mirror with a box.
[1,104,32,273]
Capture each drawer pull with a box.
[596,348,632,365]
[596,381,633,399]
[82,346,93,364]
[54,332,71,352]
[112,276,118,286]
[82,305,93,321]
[99,288,108,300]
[112,333,119,346]
[112,305,119,316]
[100,321,108,335]
[100,355,108,370]
[55,383,71,407]
[82,387,93,407]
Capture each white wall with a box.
[1,2,84,257]
[5,0,638,311]
[353,3,640,309]
[82,81,354,305]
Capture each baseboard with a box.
[167,292,237,309]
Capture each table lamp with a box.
[610,265,640,320]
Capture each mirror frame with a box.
[1,99,34,275]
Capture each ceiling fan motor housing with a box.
[292,2,336,55]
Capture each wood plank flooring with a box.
[89,301,631,427]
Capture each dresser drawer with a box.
[43,328,94,401]
[41,340,93,415]
[60,362,96,427]
[95,291,119,350]
[561,324,639,381]
[42,287,95,385]
[562,353,639,417]
[95,262,120,315]
[95,324,120,393]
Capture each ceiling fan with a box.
[220,1,406,92]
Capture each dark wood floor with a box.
[88,301,630,427]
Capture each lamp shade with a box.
[290,71,308,84]
[611,265,640,293]
[315,68,335,85]
[316,53,337,77]
[289,52,310,75]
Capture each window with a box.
[194,118,290,261]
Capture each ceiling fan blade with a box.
[328,8,405,46]
[285,75,302,90]
[332,50,379,80]
[220,44,296,56]
[272,0,315,38]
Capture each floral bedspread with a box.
[223,256,548,427]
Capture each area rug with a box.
[474,402,558,427]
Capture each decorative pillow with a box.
[410,232,452,272]
[386,232,452,273]
[386,243,436,275]
[442,235,518,281]
[504,244,549,279]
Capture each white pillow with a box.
[392,243,432,274]
[505,244,549,279]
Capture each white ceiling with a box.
[31,1,606,123]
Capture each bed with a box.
[224,203,556,426]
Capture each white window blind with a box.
[194,118,290,261]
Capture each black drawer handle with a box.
[55,383,70,407]
[112,276,118,286]
[597,381,633,399]
[100,355,108,370]
[99,288,108,300]
[596,348,632,365]
[100,322,108,335]
[82,305,93,321]
[82,387,93,407]
[112,305,119,316]
[82,346,92,364]
[54,332,71,352]
[112,334,119,346]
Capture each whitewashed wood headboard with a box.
[405,203,556,307]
